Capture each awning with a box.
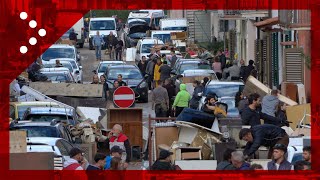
[254,17,279,27]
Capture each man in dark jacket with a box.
[239,59,247,81]
[231,151,251,170]
[151,150,175,170]
[217,50,227,70]
[87,153,106,170]
[170,50,177,68]
[239,124,289,159]
[261,89,280,117]
[163,78,176,117]
[189,80,203,109]
[106,31,118,59]
[138,56,147,76]
[241,93,283,127]
[159,61,172,81]
[267,144,292,170]
[216,148,236,170]
[243,59,255,82]
[115,38,124,61]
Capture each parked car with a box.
[41,71,75,83]
[9,101,60,120]
[10,122,74,143]
[96,61,126,78]
[171,59,211,76]
[41,44,80,63]
[182,69,219,81]
[198,81,245,118]
[124,19,150,48]
[48,58,83,82]
[105,65,148,102]
[22,107,78,125]
[26,137,77,170]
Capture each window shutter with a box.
[283,48,304,84]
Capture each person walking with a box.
[106,31,117,60]
[267,144,292,170]
[146,58,156,91]
[261,89,280,117]
[172,84,191,117]
[212,57,222,80]
[115,38,124,61]
[189,80,204,109]
[153,58,162,88]
[239,59,247,81]
[152,80,169,118]
[239,124,289,159]
[159,61,172,82]
[138,56,147,76]
[100,75,109,101]
[69,28,77,46]
[163,78,176,117]
[223,60,240,81]
[243,60,255,82]
[92,31,105,61]
[170,49,177,68]
[217,50,227,70]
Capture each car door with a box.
[55,139,73,161]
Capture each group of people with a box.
[217,145,311,170]
[92,31,124,61]
[64,124,131,173]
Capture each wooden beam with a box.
[254,17,279,27]
[288,23,311,28]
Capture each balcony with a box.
[278,10,311,30]
[217,10,269,20]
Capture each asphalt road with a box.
[78,41,155,125]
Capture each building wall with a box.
[168,10,184,18]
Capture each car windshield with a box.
[44,73,70,82]
[179,63,211,74]
[42,48,75,61]
[108,68,143,80]
[128,18,150,26]
[163,27,187,31]
[25,114,73,122]
[204,84,245,97]
[14,126,58,137]
[99,63,123,73]
[153,34,171,43]
[90,20,115,30]
[141,44,155,54]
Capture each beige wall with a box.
[168,10,184,19]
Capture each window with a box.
[108,68,143,80]
[90,20,115,31]
[26,114,73,122]
[56,140,69,156]
[153,34,171,43]
[15,126,58,137]
[141,44,154,54]
[41,48,75,61]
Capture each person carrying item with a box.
[202,93,227,118]
[239,124,289,159]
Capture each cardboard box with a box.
[171,32,187,40]
[286,104,310,130]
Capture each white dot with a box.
[20,12,28,20]
[20,46,28,54]
[38,29,46,37]
[29,20,37,28]
[29,37,37,45]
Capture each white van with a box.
[160,18,188,31]
[128,10,165,29]
[88,17,117,50]
[62,18,85,48]
[135,38,164,62]
[151,30,186,48]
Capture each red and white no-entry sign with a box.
[113,86,135,108]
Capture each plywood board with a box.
[155,127,179,158]
[286,103,310,130]
[126,48,136,62]
[178,126,198,144]
[10,131,27,153]
[175,160,217,170]
[281,82,298,102]
[108,108,143,148]
[10,152,54,170]
[244,76,298,106]
[29,82,103,97]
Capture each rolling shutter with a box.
[284,48,304,84]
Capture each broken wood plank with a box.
[29,82,103,97]
[243,76,298,106]
[10,131,27,153]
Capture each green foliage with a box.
[84,10,131,22]
[197,41,226,55]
